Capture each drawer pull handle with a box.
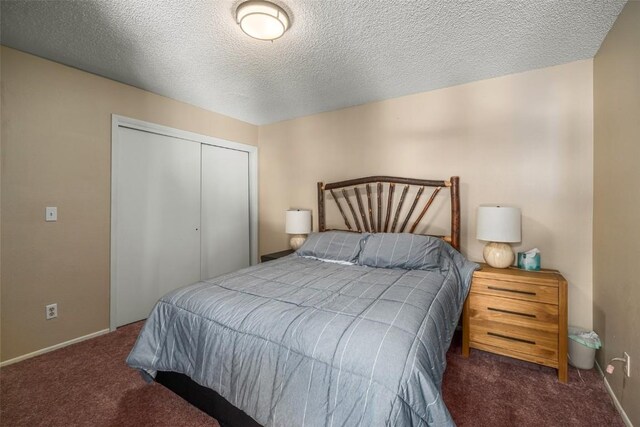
[487,331,536,345]
[488,286,536,296]
[487,307,537,318]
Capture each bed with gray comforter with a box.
[127,232,478,426]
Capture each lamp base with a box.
[483,242,514,268]
[289,234,307,250]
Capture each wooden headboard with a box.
[317,176,460,250]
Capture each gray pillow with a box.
[358,233,442,270]
[296,231,369,264]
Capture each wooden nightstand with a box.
[260,249,294,263]
[462,264,568,382]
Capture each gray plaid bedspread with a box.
[127,252,477,426]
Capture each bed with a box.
[127,176,478,426]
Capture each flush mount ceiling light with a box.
[236,1,290,41]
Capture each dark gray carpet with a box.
[0,322,623,426]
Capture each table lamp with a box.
[476,206,521,268]
[285,209,311,250]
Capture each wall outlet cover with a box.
[46,303,58,320]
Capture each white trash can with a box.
[568,326,601,370]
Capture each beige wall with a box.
[259,59,594,329]
[593,2,640,424]
[1,45,598,364]
[0,47,258,362]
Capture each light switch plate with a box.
[45,207,57,222]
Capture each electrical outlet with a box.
[624,352,631,378]
[46,303,58,320]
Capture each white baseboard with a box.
[0,329,110,367]
[595,361,634,427]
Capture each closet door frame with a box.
[110,115,258,331]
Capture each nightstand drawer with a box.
[468,294,558,331]
[471,277,558,304]
[469,319,558,361]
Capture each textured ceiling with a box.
[1,0,626,125]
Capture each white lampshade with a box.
[236,1,290,41]
[476,206,521,243]
[285,209,311,234]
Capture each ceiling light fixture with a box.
[236,1,290,41]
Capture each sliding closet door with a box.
[201,144,250,279]
[113,127,201,327]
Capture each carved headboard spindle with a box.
[384,183,395,232]
[376,182,382,232]
[400,186,425,233]
[353,187,370,233]
[390,185,410,233]
[341,188,362,232]
[329,188,352,231]
[409,186,441,233]
[366,184,375,233]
